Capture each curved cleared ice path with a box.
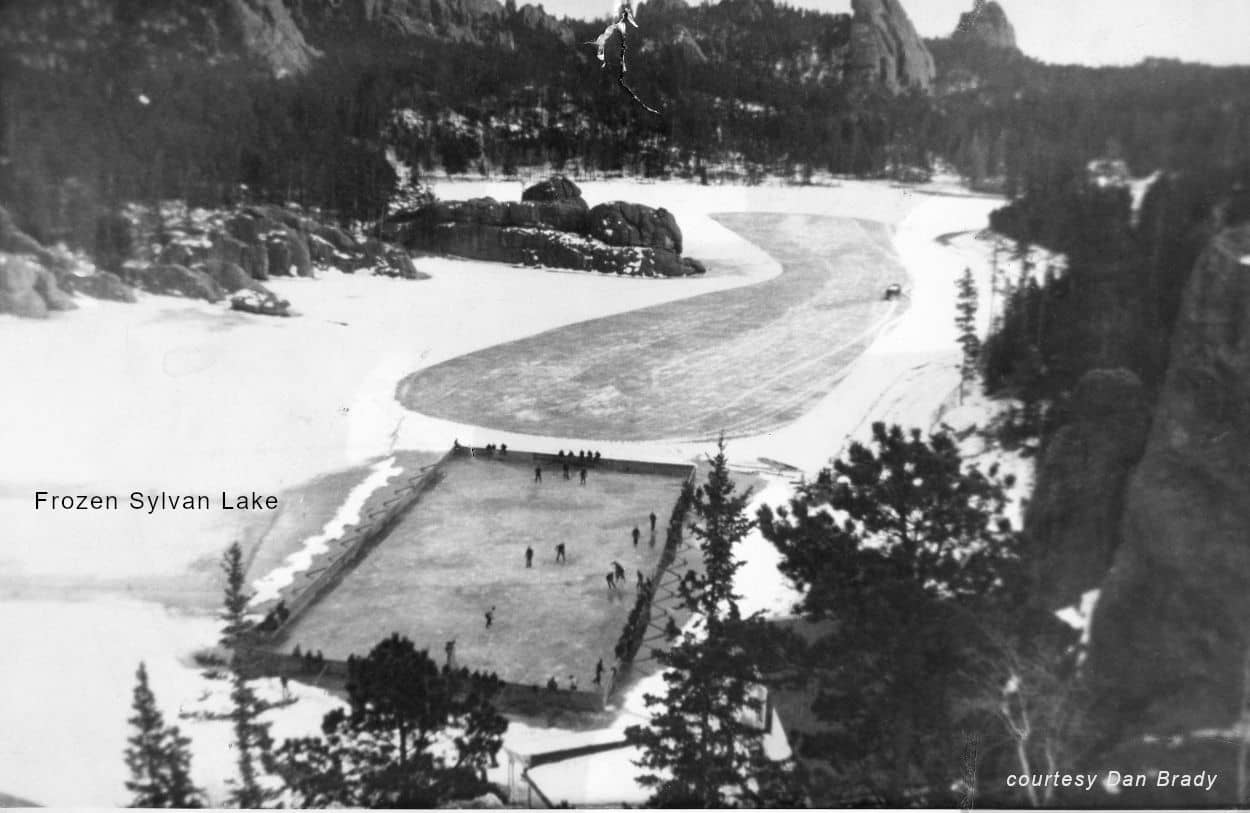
[396,214,905,441]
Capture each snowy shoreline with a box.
[0,179,1004,806]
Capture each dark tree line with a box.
[981,162,1250,443]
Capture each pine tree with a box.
[955,267,981,403]
[273,634,506,807]
[124,662,204,808]
[626,437,793,806]
[219,542,276,808]
[758,423,1019,803]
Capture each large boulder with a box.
[158,241,201,267]
[263,226,311,277]
[135,264,224,302]
[533,200,589,233]
[240,243,270,280]
[1086,226,1250,805]
[522,176,583,203]
[307,233,335,263]
[70,270,137,302]
[1026,368,1150,609]
[266,235,292,276]
[210,233,248,266]
[457,197,506,226]
[225,213,265,245]
[0,253,49,317]
[314,224,358,253]
[193,259,263,293]
[33,267,76,311]
[588,202,683,253]
[0,205,56,265]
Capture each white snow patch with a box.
[249,455,402,606]
[1055,588,1102,652]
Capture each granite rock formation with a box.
[389,177,705,278]
[224,0,321,75]
[1086,225,1250,805]
[952,0,1018,50]
[589,202,682,254]
[849,0,935,93]
[1026,368,1151,609]
[0,253,75,318]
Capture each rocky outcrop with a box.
[515,4,575,46]
[952,0,1018,50]
[1026,369,1150,609]
[589,202,682,254]
[223,0,321,75]
[0,206,137,311]
[0,253,76,318]
[69,270,137,302]
[1087,226,1250,805]
[521,176,583,204]
[388,177,706,278]
[849,0,935,94]
[133,264,225,303]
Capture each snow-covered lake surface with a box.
[0,179,1004,805]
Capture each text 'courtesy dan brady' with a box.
[34,491,279,513]
[1007,770,1219,793]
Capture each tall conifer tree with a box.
[124,662,204,808]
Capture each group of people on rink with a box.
[534,462,590,485]
[290,645,327,673]
[452,439,508,456]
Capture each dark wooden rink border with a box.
[241,445,695,716]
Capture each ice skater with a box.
[556,542,566,563]
[649,511,656,532]
[612,561,626,582]
[525,545,534,568]
[563,462,571,480]
[534,465,542,483]
[606,571,617,592]
[485,606,495,629]
[579,468,587,485]
[632,526,641,546]
[594,658,604,686]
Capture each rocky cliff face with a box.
[849,0,935,93]
[293,0,571,47]
[1027,368,1151,609]
[1086,225,1250,805]
[952,0,1017,50]
[0,0,320,77]
[223,0,320,75]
